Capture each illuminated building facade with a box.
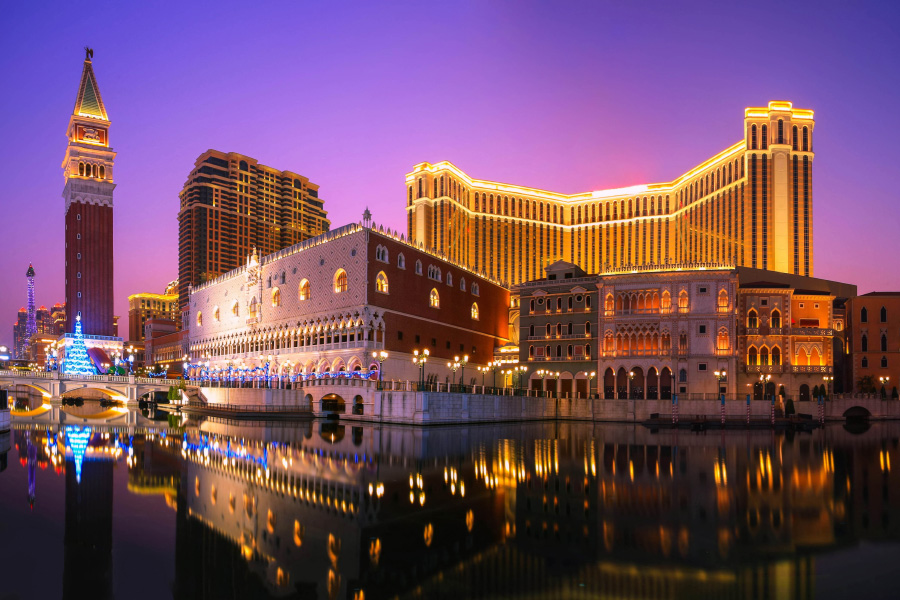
[177,150,331,310]
[408,101,814,285]
[14,303,65,360]
[516,265,854,401]
[128,291,179,342]
[847,292,900,396]
[188,221,509,381]
[62,49,116,337]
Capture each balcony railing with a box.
[744,364,784,374]
[791,365,832,373]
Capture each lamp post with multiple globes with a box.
[413,349,429,389]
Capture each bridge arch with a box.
[843,406,871,420]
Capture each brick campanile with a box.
[61,49,116,337]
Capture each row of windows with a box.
[528,322,592,337]
[375,244,481,295]
[860,333,891,353]
[528,294,593,313]
[860,306,889,323]
[861,356,890,368]
[749,122,811,152]
[77,162,106,179]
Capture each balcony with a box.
[744,364,784,374]
[791,365,832,373]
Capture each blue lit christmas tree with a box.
[64,315,96,376]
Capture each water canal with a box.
[1,403,899,599]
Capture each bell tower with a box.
[62,48,116,336]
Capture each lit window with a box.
[196,312,202,327]
[299,279,310,301]
[213,307,220,321]
[232,301,239,316]
[472,283,480,296]
[334,269,348,293]
[471,302,479,320]
[376,271,389,294]
[430,288,440,308]
[272,287,281,307]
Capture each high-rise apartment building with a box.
[128,291,180,342]
[407,101,814,285]
[62,49,116,336]
[177,150,330,309]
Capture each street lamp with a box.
[413,349,429,389]
[822,375,833,399]
[628,370,635,399]
[516,365,528,391]
[459,355,469,386]
[587,371,596,398]
[376,350,388,383]
[714,369,727,395]
[478,366,487,387]
[447,358,461,388]
[880,376,890,398]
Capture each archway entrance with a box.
[321,394,346,415]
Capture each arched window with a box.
[861,307,868,323]
[472,283,480,296]
[792,125,798,150]
[529,345,534,358]
[99,165,105,179]
[882,334,888,352]
[777,119,784,144]
[760,347,769,365]
[586,295,591,309]
[471,303,479,320]
[862,357,869,368]
[249,297,259,318]
[748,347,758,365]
[750,124,757,149]
[761,124,768,149]
[232,301,239,316]
[298,279,310,301]
[802,127,809,151]
[196,312,202,327]
[446,272,453,287]
[605,294,614,312]
[375,271,389,294]
[213,306,220,322]
[567,322,573,335]
[530,299,535,312]
[460,277,466,291]
[429,288,440,308]
[678,290,688,310]
[748,309,758,328]
[271,287,281,307]
[770,309,781,328]
[334,269,348,293]
[717,328,729,351]
[772,346,781,365]
[556,298,562,311]
[585,322,591,336]
[280,271,286,284]
[717,289,728,309]
[861,334,868,352]
[78,162,85,176]
[568,297,573,310]
[881,306,887,322]
[585,344,591,357]
[882,356,888,368]
[679,369,687,383]
[546,323,551,336]
[397,253,406,269]
[661,291,671,311]
[415,260,422,275]
[529,324,534,337]
[239,160,249,171]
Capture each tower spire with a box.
[73,48,107,120]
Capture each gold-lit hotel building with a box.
[407,101,814,285]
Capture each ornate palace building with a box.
[515,264,855,402]
[407,101,814,285]
[188,219,508,382]
[177,150,331,310]
[62,49,116,337]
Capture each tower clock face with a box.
[75,125,107,145]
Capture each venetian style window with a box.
[271,287,281,307]
[213,307,220,322]
[334,269,348,293]
[471,302,479,320]
[376,271,389,294]
[429,288,440,308]
[196,312,202,327]
[299,279,310,301]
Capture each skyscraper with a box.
[25,264,36,341]
[407,101,815,285]
[177,150,330,310]
[61,49,116,337]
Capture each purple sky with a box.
[2,1,899,347]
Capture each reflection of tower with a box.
[25,264,37,342]
[26,431,36,509]
[63,426,113,600]
[62,48,116,336]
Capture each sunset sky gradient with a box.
[1,0,899,347]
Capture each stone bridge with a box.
[0,369,172,405]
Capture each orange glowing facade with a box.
[407,101,815,285]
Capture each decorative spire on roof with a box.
[73,48,108,120]
[26,263,35,277]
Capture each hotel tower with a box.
[61,49,116,336]
[406,101,814,285]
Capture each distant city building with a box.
[12,307,27,359]
[62,49,116,337]
[514,264,854,401]
[143,319,187,375]
[408,101,815,285]
[847,292,900,396]
[177,150,330,311]
[128,291,179,342]
[188,222,509,382]
[25,264,36,343]
[13,303,64,360]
